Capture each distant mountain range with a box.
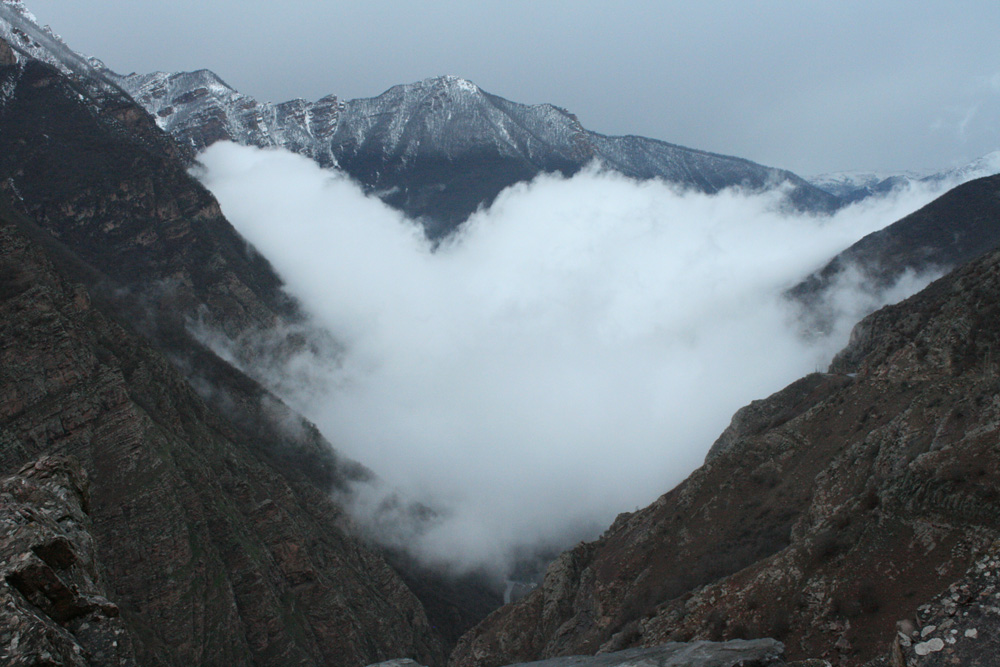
[808,151,1000,203]
[111,69,841,237]
[792,173,1000,307]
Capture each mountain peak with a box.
[411,74,481,94]
[436,74,480,93]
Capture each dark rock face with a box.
[0,455,137,666]
[0,55,290,341]
[114,71,840,237]
[453,242,1000,665]
[0,207,443,666]
[0,28,450,667]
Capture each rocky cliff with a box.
[0,455,137,666]
[452,208,1000,666]
[0,192,444,665]
[0,21,458,666]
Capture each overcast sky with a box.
[30,0,1000,175]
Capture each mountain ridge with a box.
[5,3,1000,667]
[808,150,1000,204]
[109,68,841,236]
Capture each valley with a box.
[1,2,999,666]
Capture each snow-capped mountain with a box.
[0,2,841,237]
[807,170,927,204]
[120,68,344,167]
[924,150,1000,186]
[111,69,840,236]
[0,1,123,102]
[809,151,1000,203]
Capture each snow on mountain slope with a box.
[0,0,123,101]
[810,150,1000,203]
[0,1,838,234]
[114,69,841,234]
[927,149,1000,185]
[120,68,343,166]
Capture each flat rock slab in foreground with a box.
[367,639,785,667]
[509,639,785,667]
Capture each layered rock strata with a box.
[0,455,136,666]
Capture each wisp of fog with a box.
[195,143,946,577]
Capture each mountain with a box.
[808,170,926,204]
[0,5,466,664]
[111,70,840,237]
[451,183,1000,666]
[7,3,1000,667]
[790,174,1000,329]
[808,151,1000,204]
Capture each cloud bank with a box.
[195,143,946,576]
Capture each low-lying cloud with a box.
[195,143,947,576]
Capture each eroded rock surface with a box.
[0,187,443,665]
[0,455,136,666]
[0,47,445,663]
[888,541,1000,666]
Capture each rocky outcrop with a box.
[888,541,1000,666]
[0,455,136,666]
[453,217,1000,665]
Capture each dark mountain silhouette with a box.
[790,174,1000,334]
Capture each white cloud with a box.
[195,143,947,576]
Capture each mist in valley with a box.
[194,143,950,577]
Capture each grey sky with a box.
[29,0,1000,175]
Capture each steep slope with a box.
[0,8,510,653]
[114,70,839,237]
[452,206,1000,665]
[0,158,444,666]
[120,67,342,167]
[790,174,1000,323]
[0,15,460,667]
[0,1,142,111]
[0,36,288,340]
